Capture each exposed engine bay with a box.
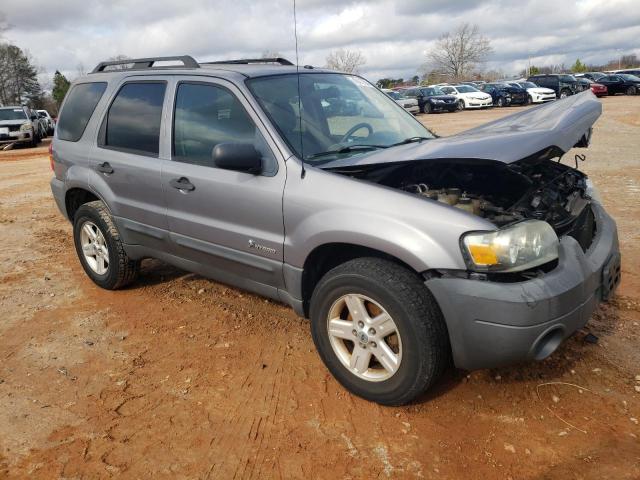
[328,157,596,251]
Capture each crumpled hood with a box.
[321,91,601,168]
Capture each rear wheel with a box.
[310,258,450,405]
[73,200,140,290]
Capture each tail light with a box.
[48,141,54,171]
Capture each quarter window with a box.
[173,82,275,173]
[57,82,107,142]
[103,82,166,156]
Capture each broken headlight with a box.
[461,220,559,272]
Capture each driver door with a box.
[162,77,287,296]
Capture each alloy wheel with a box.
[80,221,109,275]
[326,293,402,382]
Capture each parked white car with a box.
[511,82,556,103]
[37,110,56,135]
[382,89,420,114]
[438,84,493,110]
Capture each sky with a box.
[2,0,639,87]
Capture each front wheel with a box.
[559,89,569,99]
[424,102,432,114]
[496,97,505,107]
[626,86,636,95]
[457,99,465,111]
[73,200,140,290]
[310,258,450,405]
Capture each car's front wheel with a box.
[310,258,450,405]
[73,200,140,290]
[496,97,505,107]
[424,102,432,114]
[457,99,465,111]
[559,89,570,99]
[626,86,636,95]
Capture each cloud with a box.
[2,0,639,86]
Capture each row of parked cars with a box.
[0,106,56,148]
[383,70,640,114]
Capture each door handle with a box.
[170,177,195,192]
[97,162,114,174]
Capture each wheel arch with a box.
[299,242,420,318]
[64,187,100,221]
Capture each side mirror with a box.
[212,143,262,174]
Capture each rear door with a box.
[161,77,286,296]
[88,77,170,251]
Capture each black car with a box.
[597,74,640,95]
[527,74,580,99]
[579,72,606,82]
[402,87,458,113]
[481,83,527,107]
[575,77,593,92]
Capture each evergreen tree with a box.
[52,70,71,107]
[0,43,42,106]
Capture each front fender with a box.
[283,161,494,272]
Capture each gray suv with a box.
[50,56,620,405]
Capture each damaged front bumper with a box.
[425,202,620,371]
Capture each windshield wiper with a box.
[306,144,388,160]
[389,136,431,147]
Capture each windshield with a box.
[0,108,27,121]
[519,82,537,88]
[247,73,433,163]
[385,90,402,100]
[455,85,478,93]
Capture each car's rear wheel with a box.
[73,200,140,290]
[310,257,450,405]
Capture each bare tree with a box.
[261,50,283,59]
[325,49,366,74]
[427,23,492,80]
[105,54,133,70]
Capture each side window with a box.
[102,82,166,156]
[57,82,107,142]
[173,82,276,174]
[441,87,453,94]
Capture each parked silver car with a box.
[0,105,40,147]
[382,88,419,114]
[50,56,620,405]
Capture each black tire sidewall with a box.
[73,205,121,289]
[310,270,433,405]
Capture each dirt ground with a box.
[0,95,639,479]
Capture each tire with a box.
[559,89,569,99]
[457,99,465,111]
[73,200,140,290]
[424,102,432,114]
[496,97,505,107]
[29,129,37,148]
[626,86,636,95]
[526,94,533,105]
[309,257,450,406]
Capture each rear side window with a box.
[57,82,107,141]
[102,82,166,156]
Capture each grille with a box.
[566,205,596,252]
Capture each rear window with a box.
[57,82,107,141]
[101,82,166,156]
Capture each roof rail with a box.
[91,55,199,73]
[201,57,294,66]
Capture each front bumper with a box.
[466,98,493,108]
[404,105,420,114]
[532,94,556,103]
[426,203,620,370]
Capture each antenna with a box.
[293,0,306,178]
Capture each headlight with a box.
[20,122,32,131]
[461,220,558,272]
